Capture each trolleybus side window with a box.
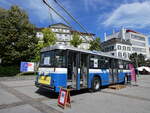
[123,61,130,70]
[110,59,118,69]
[98,56,110,69]
[90,55,99,69]
[98,56,105,69]
[118,60,123,69]
[105,57,110,68]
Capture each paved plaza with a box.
[0,75,150,113]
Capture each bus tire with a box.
[92,76,101,92]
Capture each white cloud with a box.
[27,0,61,23]
[83,0,110,11]
[102,1,150,28]
[0,0,72,26]
[21,0,68,24]
[0,0,12,8]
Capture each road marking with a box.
[0,83,62,113]
[101,91,150,102]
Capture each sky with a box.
[0,0,150,45]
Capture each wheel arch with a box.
[93,74,102,85]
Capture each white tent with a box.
[137,66,150,72]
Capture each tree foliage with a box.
[145,59,150,67]
[89,37,101,51]
[32,28,57,62]
[70,32,82,47]
[32,42,44,62]
[129,53,146,67]
[42,28,56,47]
[0,6,38,65]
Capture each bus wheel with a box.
[92,77,101,92]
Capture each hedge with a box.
[0,65,20,77]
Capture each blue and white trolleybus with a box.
[35,44,131,92]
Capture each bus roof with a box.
[41,44,130,61]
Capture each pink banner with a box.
[129,64,136,82]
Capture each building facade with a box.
[104,28,150,58]
[102,38,132,59]
[36,23,94,50]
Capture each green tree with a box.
[89,37,101,51]
[42,28,56,47]
[32,42,44,62]
[0,6,38,65]
[33,28,57,62]
[129,53,146,67]
[145,59,150,67]
[70,32,82,47]
[138,54,145,66]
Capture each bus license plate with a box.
[38,76,51,85]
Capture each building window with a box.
[131,34,145,41]
[123,52,127,58]
[128,53,130,58]
[55,29,58,32]
[123,46,126,50]
[118,52,122,57]
[111,53,114,56]
[63,29,66,32]
[117,45,121,50]
[127,47,131,51]
[57,29,61,32]
[36,32,43,38]
[110,46,114,51]
[132,47,146,53]
[51,29,54,31]
[131,40,146,46]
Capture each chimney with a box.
[104,32,107,41]
[113,29,115,34]
[121,27,126,40]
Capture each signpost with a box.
[58,88,71,109]
[20,62,35,72]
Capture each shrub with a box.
[0,65,19,77]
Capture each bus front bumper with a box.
[35,81,55,91]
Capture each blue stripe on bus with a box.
[38,71,126,92]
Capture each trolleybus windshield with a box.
[40,50,67,68]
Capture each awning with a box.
[137,66,150,72]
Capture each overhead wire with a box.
[53,0,102,49]
[42,0,71,26]
[42,0,100,45]
[42,0,91,44]
[48,8,54,24]
[53,0,95,41]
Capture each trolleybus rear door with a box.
[109,59,118,84]
[67,51,79,89]
[80,53,89,88]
